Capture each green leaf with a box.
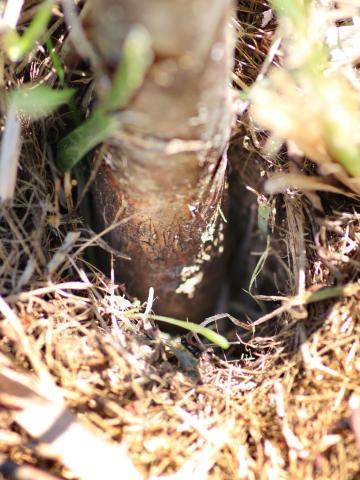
[46,37,65,85]
[56,110,120,171]
[148,314,230,350]
[102,25,153,112]
[56,26,152,171]
[320,77,360,177]
[269,0,309,32]
[5,0,54,62]
[9,85,74,120]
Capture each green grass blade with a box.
[9,84,74,119]
[56,110,120,171]
[148,314,230,350]
[257,200,271,237]
[249,236,270,293]
[6,0,54,62]
[303,282,360,304]
[46,37,65,85]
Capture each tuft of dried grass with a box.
[0,1,360,479]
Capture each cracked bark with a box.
[86,0,235,322]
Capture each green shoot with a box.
[102,25,152,112]
[250,0,360,182]
[46,37,65,85]
[56,26,153,171]
[1,84,73,202]
[57,111,119,172]
[5,0,54,62]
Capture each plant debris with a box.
[0,0,360,479]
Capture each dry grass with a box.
[0,1,360,479]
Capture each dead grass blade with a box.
[0,360,142,480]
[0,103,21,202]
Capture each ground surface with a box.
[0,1,360,479]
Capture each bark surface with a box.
[87,0,235,321]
